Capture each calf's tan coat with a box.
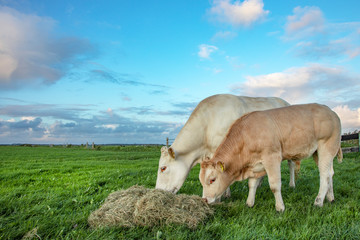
[200,104,342,211]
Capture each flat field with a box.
[0,145,359,239]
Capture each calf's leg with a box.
[314,150,333,207]
[313,150,336,203]
[264,156,284,212]
[246,177,263,207]
[224,187,231,198]
[288,160,296,188]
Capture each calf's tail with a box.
[337,147,343,163]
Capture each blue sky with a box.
[1,0,360,144]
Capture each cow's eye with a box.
[210,178,216,184]
[160,166,167,172]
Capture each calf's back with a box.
[234,103,341,161]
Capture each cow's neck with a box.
[172,145,206,169]
[171,121,207,168]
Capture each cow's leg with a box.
[314,150,333,207]
[224,187,231,198]
[246,177,263,207]
[264,156,284,212]
[288,160,295,188]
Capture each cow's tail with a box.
[337,147,343,163]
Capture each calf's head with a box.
[155,146,188,194]
[199,159,231,204]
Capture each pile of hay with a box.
[88,185,213,229]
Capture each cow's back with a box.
[172,94,289,154]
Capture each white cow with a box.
[156,94,295,196]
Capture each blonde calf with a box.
[200,104,342,212]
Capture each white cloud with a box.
[208,0,269,27]
[5,118,16,123]
[226,56,244,70]
[243,69,309,88]
[99,124,119,130]
[211,31,237,41]
[332,105,360,132]
[0,6,95,90]
[347,46,360,59]
[0,52,17,81]
[213,68,223,74]
[106,108,113,116]
[231,64,360,132]
[122,96,132,102]
[21,116,36,121]
[230,64,358,104]
[284,6,360,60]
[293,36,360,60]
[0,103,186,144]
[285,6,325,39]
[198,44,218,59]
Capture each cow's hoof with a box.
[276,204,285,212]
[314,198,324,207]
[246,201,255,208]
[326,195,334,203]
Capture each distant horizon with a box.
[0,143,165,146]
[2,130,358,146]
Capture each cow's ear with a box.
[168,147,176,159]
[216,161,225,172]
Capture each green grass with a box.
[341,139,359,148]
[0,145,359,239]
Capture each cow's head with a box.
[155,146,188,194]
[199,158,231,204]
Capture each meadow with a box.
[0,145,359,239]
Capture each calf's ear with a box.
[168,147,176,159]
[216,161,225,172]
